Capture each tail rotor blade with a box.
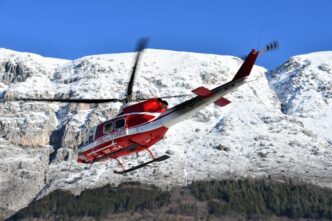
[259,40,279,55]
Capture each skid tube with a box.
[114,149,170,174]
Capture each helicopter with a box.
[6,39,278,174]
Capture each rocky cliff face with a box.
[0,48,331,213]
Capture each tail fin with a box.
[231,41,278,82]
[231,49,259,82]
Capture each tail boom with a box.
[134,48,261,130]
[158,49,259,127]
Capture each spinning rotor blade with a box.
[7,94,192,104]
[153,94,192,99]
[126,38,149,103]
[128,94,193,102]
[8,97,125,103]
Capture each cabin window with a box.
[115,118,125,129]
[103,122,113,134]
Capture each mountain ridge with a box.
[0,48,331,214]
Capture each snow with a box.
[0,48,68,72]
[267,51,332,141]
[0,48,331,205]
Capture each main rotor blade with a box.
[5,94,192,103]
[6,98,125,103]
[126,38,148,103]
[155,94,193,99]
[129,94,193,102]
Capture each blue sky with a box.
[0,0,331,69]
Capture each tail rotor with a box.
[259,41,279,55]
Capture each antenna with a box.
[257,27,264,50]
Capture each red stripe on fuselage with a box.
[79,126,168,163]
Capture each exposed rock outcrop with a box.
[0,48,331,215]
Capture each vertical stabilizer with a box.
[231,49,259,81]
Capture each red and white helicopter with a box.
[10,39,278,174]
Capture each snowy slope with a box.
[0,48,331,213]
[267,51,332,142]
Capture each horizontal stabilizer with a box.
[192,86,213,98]
[214,97,231,107]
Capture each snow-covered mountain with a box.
[0,48,331,214]
[267,52,332,141]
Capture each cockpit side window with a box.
[115,118,125,129]
[103,122,113,134]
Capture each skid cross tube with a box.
[115,158,125,171]
[146,148,156,159]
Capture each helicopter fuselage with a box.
[77,48,261,173]
[77,73,247,164]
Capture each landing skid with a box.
[114,155,170,174]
